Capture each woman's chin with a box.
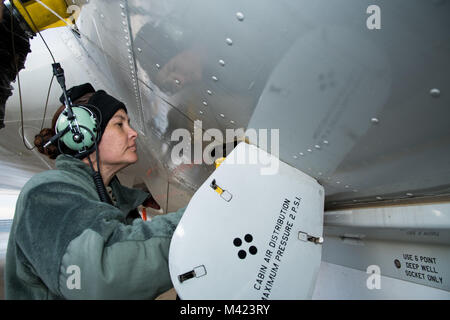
[129,154,139,164]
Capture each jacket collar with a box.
[55,154,149,213]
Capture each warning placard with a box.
[252,196,301,300]
[401,253,443,285]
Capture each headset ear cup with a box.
[80,105,100,150]
[56,105,98,151]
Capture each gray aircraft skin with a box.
[0,0,449,299]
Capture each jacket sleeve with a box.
[16,180,186,300]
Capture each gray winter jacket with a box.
[4,154,185,299]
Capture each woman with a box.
[4,83,185,299]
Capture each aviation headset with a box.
[45,63,126,205]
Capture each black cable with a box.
[40,74,55,131]
[9,3,58,150]
[79,124,112,205]
[20,3,56,63]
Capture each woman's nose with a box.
[129,126,138,140]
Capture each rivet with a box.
[299,152,304,156]
[121,12,126,17]
[226,38,233,46]
[175,79,180,85]
[122,21,127,25]
[345,185,349,188]
[207,90,212,95]
[236,12,245,21]
[219,59,225,67]
[430,88,440,98]
[119,4,125,9]
[220,114,225,118]
[100,14,104,18]
[307,149,312,152]
[318,172,322,175]
[212,76,218,81]
[336,181,341,184]
[371,117,379,124]
[406,193,413,196]
[315,145,321,149]
[203,101,208,106]
[353,189,358,192]
[293,155,298,159]
[323,140,329,144]
[230,120,235,124]
[376,196,382,200]
[199,111,204,115]
[124,36,129,40]
[137,47,142,53]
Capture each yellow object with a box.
[215,157,226,169]
[214,186,224,195]
[210,179,233,202]
[12,0,76,32]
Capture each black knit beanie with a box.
[59,83,127,137]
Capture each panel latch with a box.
[210,179,232,202]
[298,231,323,245]
[178,265,207,283]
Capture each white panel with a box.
[322,203,450,293]
[169,142,324,299]
[313,262,450,300]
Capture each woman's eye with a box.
[117,123,123,127]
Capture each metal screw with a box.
[430,88,440,98]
